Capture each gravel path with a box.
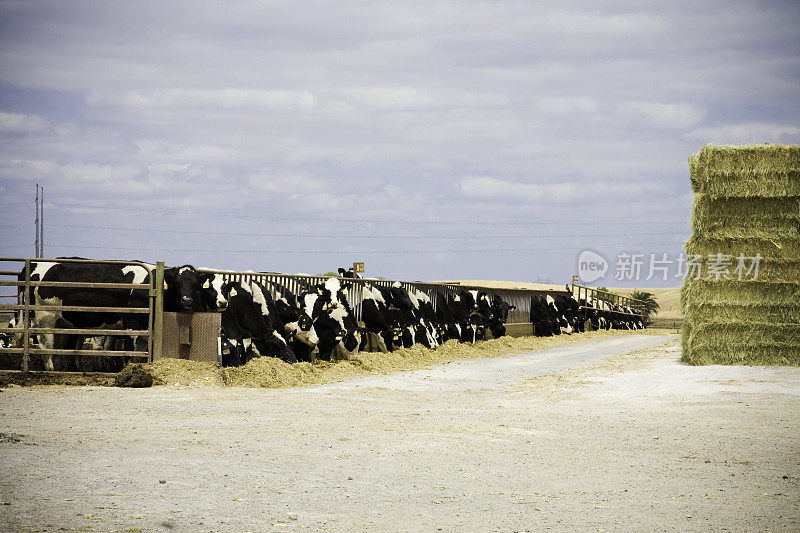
[1,334,798,532]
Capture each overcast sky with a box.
[1,0,798,288]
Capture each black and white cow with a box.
[435,296,463,342]
[337,267,360,279]
[530,294,562,336]
[403,285,439,349]
[19,261,228,371]
[20,260,155,371]
[264,280,318,362]
[0,316,16,349]
[219,280,297,366]
[299,278,362,361]
[454,290,492,344]
[488,295,516,338]
[358,284,403,352]
[374,285,414,349]
[166,266,228,313]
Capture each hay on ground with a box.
[118,330,659,388]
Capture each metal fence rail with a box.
[0,257,165,373]
[570,283,646,318]
[208,271,571,325]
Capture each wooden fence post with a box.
[152,261,164,360]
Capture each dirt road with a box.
[1,334,798,532]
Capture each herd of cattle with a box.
[0,261,646,372]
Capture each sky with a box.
[1,0,798,288]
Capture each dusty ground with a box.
[1,334,798,532]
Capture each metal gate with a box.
[0,257,165,372]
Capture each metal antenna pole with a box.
[40,186,44,257]
[34,184,40,258]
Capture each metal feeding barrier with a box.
[570,281,647,318]
[0,256,646,373]
[206,270,570,326]
[0,257,166,373]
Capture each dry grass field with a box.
[441,279,567,291]
[611,287,682,319]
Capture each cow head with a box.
[165,265,202,311]
[475,292,493,319]
[198,272,229,310]
[491,296,516,323]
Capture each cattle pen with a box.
[0,257,166,373]
[0,256,647,373]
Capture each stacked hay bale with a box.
[682,144,800,365]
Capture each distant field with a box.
[443,280,567,292]
[449,280,683,320]
[610,287,682,319]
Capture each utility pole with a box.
[34,184,40,258]
[40,186,44,258]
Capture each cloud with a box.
[618,101,706,129]
[0,159,60,181]
[246,170,330,196]
[459,176,646,204]
[686,122,800,144]
[537,97,598,115]
[340,86,436,110]
[86,88,318,112]
[542,10,663,35]
[0,0,796,282]
[0,112,46,133]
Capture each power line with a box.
[46,222,691,240]
[49,241,687,255]
[47,202,689,227]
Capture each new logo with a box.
[578,250,608,283]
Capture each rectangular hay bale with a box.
[680,281,800,310]
[683,303,800,324]
[684,235,800,262]
[683,144,800,365]
[691,195,800,234]
[689,144,800,198]
[681,345,800,366]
